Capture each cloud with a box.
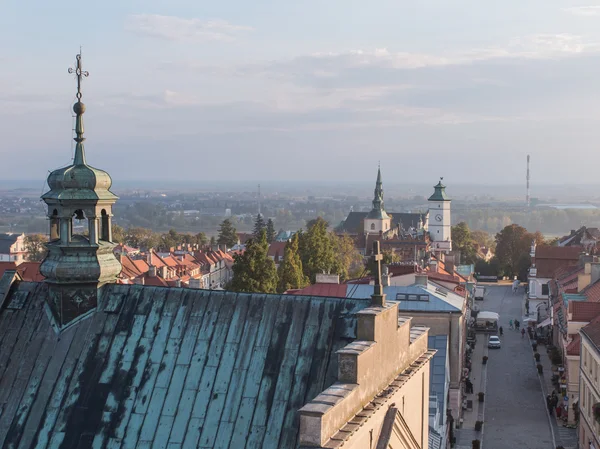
[563,6,600,16]
[126,14,253,42]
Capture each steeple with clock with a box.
[428,178,452,252]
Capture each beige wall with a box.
[566,354,579,424]
[579,335,600,448]
[339,362,430,449]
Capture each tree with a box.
[217,219,238,248]
[125,227,160,249]
[230,229,278,293]
[367,246,400,277]
[332,233,364,281]
[266,219,276,243]
[253,214,266,238]
[451,222,478,264]
[471,230,495,252]
[194,232,208,247]
[495,224,532,277]
[24,234,47,262]
[111,224,125,244]
[297,217,337,282]
[277,234,309,293]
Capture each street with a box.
[481,285,554,449]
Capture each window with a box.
[370,223,375,231]
[542,283,549,296]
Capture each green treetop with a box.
[298,217,337,283]
[253,214,266,238]
[266,218,276,243]
[230,229,278,293]
[277,233,309,293]
[217,219,238,248]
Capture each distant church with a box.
[337,168,453,258]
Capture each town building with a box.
[559,226,600,252]
[529,244,582,319]
[579,314,600,448]
[0,233,27,263]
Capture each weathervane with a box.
[68,49,89,101]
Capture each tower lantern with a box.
[40,51,121,327]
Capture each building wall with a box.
[364,217,391,234]
[342,363,430,449]
[579,335,600,449]
[428,201,451,251]
[403,312,463,389]
[566,354,580,424]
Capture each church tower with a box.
[40,52,121,327]
[428,178,452,253]
[364,166,391,235]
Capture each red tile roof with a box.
[583,280,600,303]
[569,301,600,322]
[287,284,348,297]
[581,314,600,349]
[0,261,44,282]
[567,334,581,356]
[268,242,287,261]
[535,246,582,278]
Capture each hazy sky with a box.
[2,1,600,188]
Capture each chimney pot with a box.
[415,274,428,286]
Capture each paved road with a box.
[481,285,554,449]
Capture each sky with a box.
[2,0,600,187]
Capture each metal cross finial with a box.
[371,240,386,307]
[440,177,444,181]
[68,51,89,100]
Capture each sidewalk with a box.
[455,334,488,449]
[531,336,578,449]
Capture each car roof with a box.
[490,335,500,339]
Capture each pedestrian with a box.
[509,319,514,330]
[515,320,520,330]
[499,326,503,336]
[547,396,553,415]
[521,328,525,339]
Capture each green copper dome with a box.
[42,100,117,202]
[428,179,450,202]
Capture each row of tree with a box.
[229,218,363,294]
[216,215,277,248]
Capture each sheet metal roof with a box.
[428,335,448,427]
[0,282,370,449]
[345,284,463,313]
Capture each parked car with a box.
[488,335,501,349]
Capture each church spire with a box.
[366,165,390,221]
[69,51,89,165]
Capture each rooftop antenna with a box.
[526,155,531,207]
[257,183,261,217]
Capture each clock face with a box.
[435,214,443,222]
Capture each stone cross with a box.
[371,240,386,307]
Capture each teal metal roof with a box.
[428,180,450,202]
[0,282,370,449]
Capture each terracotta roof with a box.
[0,261,44,282]
[581,314,600,349]
[141,273,169,286]
[567,334,581,356]
[569,301,600,322]
[583,280,600,302]
[287,283,348,297]
[268,242,287,261]
[555,265,581,282]
[534,246,581,278]
[133,258,150,273]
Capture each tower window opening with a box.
[101,209,111,242]
[371,223,375,231]
[50,209,60,241]
[73,209,90,242]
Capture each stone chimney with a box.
[148,265,157,277]
[382,265,391,287]
[175,279,182,288]
[189,279,201,289]
[429,260,438,273]
[445,254,455,275]
[415,274,428,286]
[147,250,153,266]
[315,273,340,284]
